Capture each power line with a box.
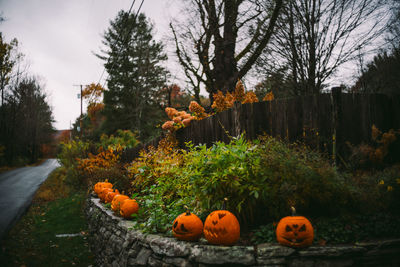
[97,0,136,85]
[97,0,145,88]
[101,0,145,89]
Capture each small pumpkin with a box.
[276,207,314,248]
[94,181,112,196]
[111,194,130,212]
[105,189,120,204]
[203,198,240,246]
[120,199,139,219]
[172,208,203,241]
[99,187,114,202]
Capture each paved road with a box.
[0,159,60,242]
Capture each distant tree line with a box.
[0,29,54,166]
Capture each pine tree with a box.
[97,11,168,140]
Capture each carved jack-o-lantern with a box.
[105,189,120,204]
[276,207,314,248]
[94,181,113,196]
[172,210,203,241]
[203,210,240,246]
[99,188,114,202]
[111,194,129,212]
[120,199,139,219]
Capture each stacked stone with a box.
[85,197,400,267]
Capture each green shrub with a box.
[57,139,91,187]
[130,185,185,235]
[175,135,350,225]
[256,135,352,219]
[99,129,140,149]
[349,164,400,213]
[177,135,263,224]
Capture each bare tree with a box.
[257,0,388,95]
[170,0,283,102]
[386,0,400,45]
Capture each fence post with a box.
[331,87,342,165]
[233,102,242,137]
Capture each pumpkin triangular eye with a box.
[218,213,226,219]
[173,221,178,228]
[181,223,189,232]
[299,224,306,232]
[285,225,292,232]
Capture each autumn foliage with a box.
[76,145,122,174]
[161,80,275,132]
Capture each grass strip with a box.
[0,167,94,266]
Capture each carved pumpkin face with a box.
[99,188,114,202]
[172,211,203,241]
[120,199,139,219]
[94,182,112,196]
[276,216,314,248]
[111,194,129,212]
[105,189,120,204]
[203,210,240,246]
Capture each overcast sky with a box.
[0,0,181,130]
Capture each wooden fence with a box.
[175,89,400,161]
[121,89,400,162]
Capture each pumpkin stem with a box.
[184,205,191,215]
[222,198,228,210]
[291,206,296,216]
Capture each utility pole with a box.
[73,84,87,138]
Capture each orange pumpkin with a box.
[172,210,203,241]
[119,199,139,219]
[111,194,130,212]
[99,188,114,202]
[276,207,314,248]
[94,181,112,196]
[203,210,240,246]
[105,189,120,204]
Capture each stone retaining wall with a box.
[86,197,400,266]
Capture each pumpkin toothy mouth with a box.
[204,226,228,237]
[283,237,305,243]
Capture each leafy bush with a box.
[177,136,263,224]
[99,129,140,149]
[349,164,400,213]
[127,137,183,193]
[130,185,185,234]
[175,135,351,225]
[347,125,400,169]
[256,135,351,219]
[58,131,139,191]
[57,140,91,187]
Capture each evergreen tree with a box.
[97,11,168,141]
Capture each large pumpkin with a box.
[172,210,203,241]
[94,181,112,196]
[276,207,314,248]
[120,199,139,219]
[203,210,240,245]
[99,188,114,202]
[111,194,130,212]
[105,189,120,204]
